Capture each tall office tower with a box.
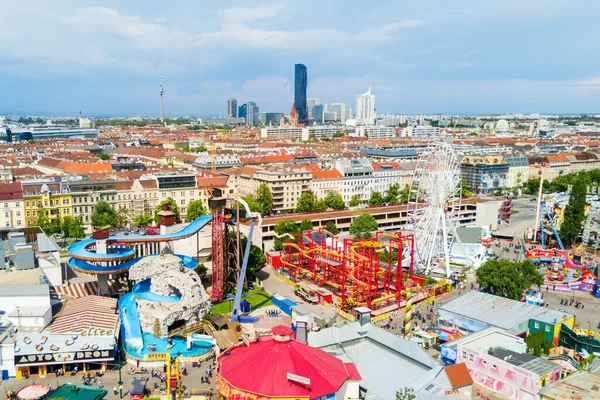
[307,98,320,120]
[312,104,324,123]
[238,103,247,119]
[356,86,375,125]
[294,64,308,125]
[246,102,259,126]
[159,75,164,125]
[227,98,238,118]
[327,103,346,123]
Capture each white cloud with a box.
[221,4,286,23]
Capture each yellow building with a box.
[22,182,72,226]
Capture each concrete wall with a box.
[476,201,502,230]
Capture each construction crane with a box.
[230,196,262,323]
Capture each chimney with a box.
[355,307,372,326]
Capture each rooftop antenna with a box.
[159,75,164,125]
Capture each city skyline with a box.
[1,1,600,116]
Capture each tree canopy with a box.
[349,214,378,239]
[368,191,384,207]
[323,191,346,210]
[295,191,326,213]
[241,236,266,280]
[385,183,401,204]
[91,200,117,228]
[348,194,361,207]
[560,177,587,247]
[186,200,208,222]
[273,220,301,251]
[476,259,544,300]
[133,213,154,227]
[256,183,274,215]
[299,219,313,232]
[63,216,85,239]
[154,197,181,223]
[324,221,340,235]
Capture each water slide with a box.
[119,292,143,351]
[67,215,211,274]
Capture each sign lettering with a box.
[16,349,113,365]
[287,372,311,385]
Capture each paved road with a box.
[258,265,337,321]
[496,197,537,239]
[2,358,217,399]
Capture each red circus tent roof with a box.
[218,326,355,399]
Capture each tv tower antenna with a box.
[159,75,164,125]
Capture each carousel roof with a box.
[218,325,358,399]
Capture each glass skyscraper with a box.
[294,64,308,125]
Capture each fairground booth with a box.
[216,325,361,400]
[14,296,118,379]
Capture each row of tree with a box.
[37,198,210,236]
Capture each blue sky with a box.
[1,0,599,116]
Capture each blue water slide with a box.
[68,253,198,275]
[132,279,181,303]
[110,214,212,242]
[118,292,143,351]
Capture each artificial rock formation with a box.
[129,254,211,337]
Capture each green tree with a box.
[186,200,208,222]
[323,191,346,210]
[273,220,301,251]
[296,191,319,213]
[91,200,117,228]
[115,207,131,229]
[154,197,181,223]
[385,183,401,204]
[64,216,84,239]
[349,214,378,239]
[524,179,540,194]
[241,236,266,280]
[35,208,51,232]
[97,153,110,160]
[368,191,384,207]
[256,183,274,215]
[460,179,473,197]
[133,213,154,227]
[348,194,361,207]
[476,259,544,300]
[194,263,208,279]
[560,177,587,247]
[332,130,345,138]
[324,221,340,235]
[396,387,416,400]
[525,330,545,357]
[299,219,313,232]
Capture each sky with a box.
[1,0,600,116]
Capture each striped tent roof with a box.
[53,280,120,300]
[46,295,119,334]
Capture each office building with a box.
[356,86,375,125]
[312,104,324,123]
[403,126,440,138]
[246,102,259,126]
[226,98,238,118]
[260,127,308,141]
[196,116,245,126]
[326,103,346,123]
[307,98,320,120]
[294,64,308,125]
[260,112,282,126]
[354,126,396,139]
[238,103,247,119]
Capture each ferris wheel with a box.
[407,142,470,277]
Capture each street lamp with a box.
[117,347,123,399]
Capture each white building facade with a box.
[356,86,376,125]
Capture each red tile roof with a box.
[0,182,23,200]
[312,170,343,179]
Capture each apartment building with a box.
[22,182,72,226]
[70,180,118,232]
[545,155,570,181]
[228,167,312,214]
[355,126,396,139]
[0,183,25,228]
[260,127,308,141]
[155,173,199,219]
[505,156,529,188]
[371,161,416,193]
[311,170,344,200]
[334,159,374,204]
[460,156,508,194]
